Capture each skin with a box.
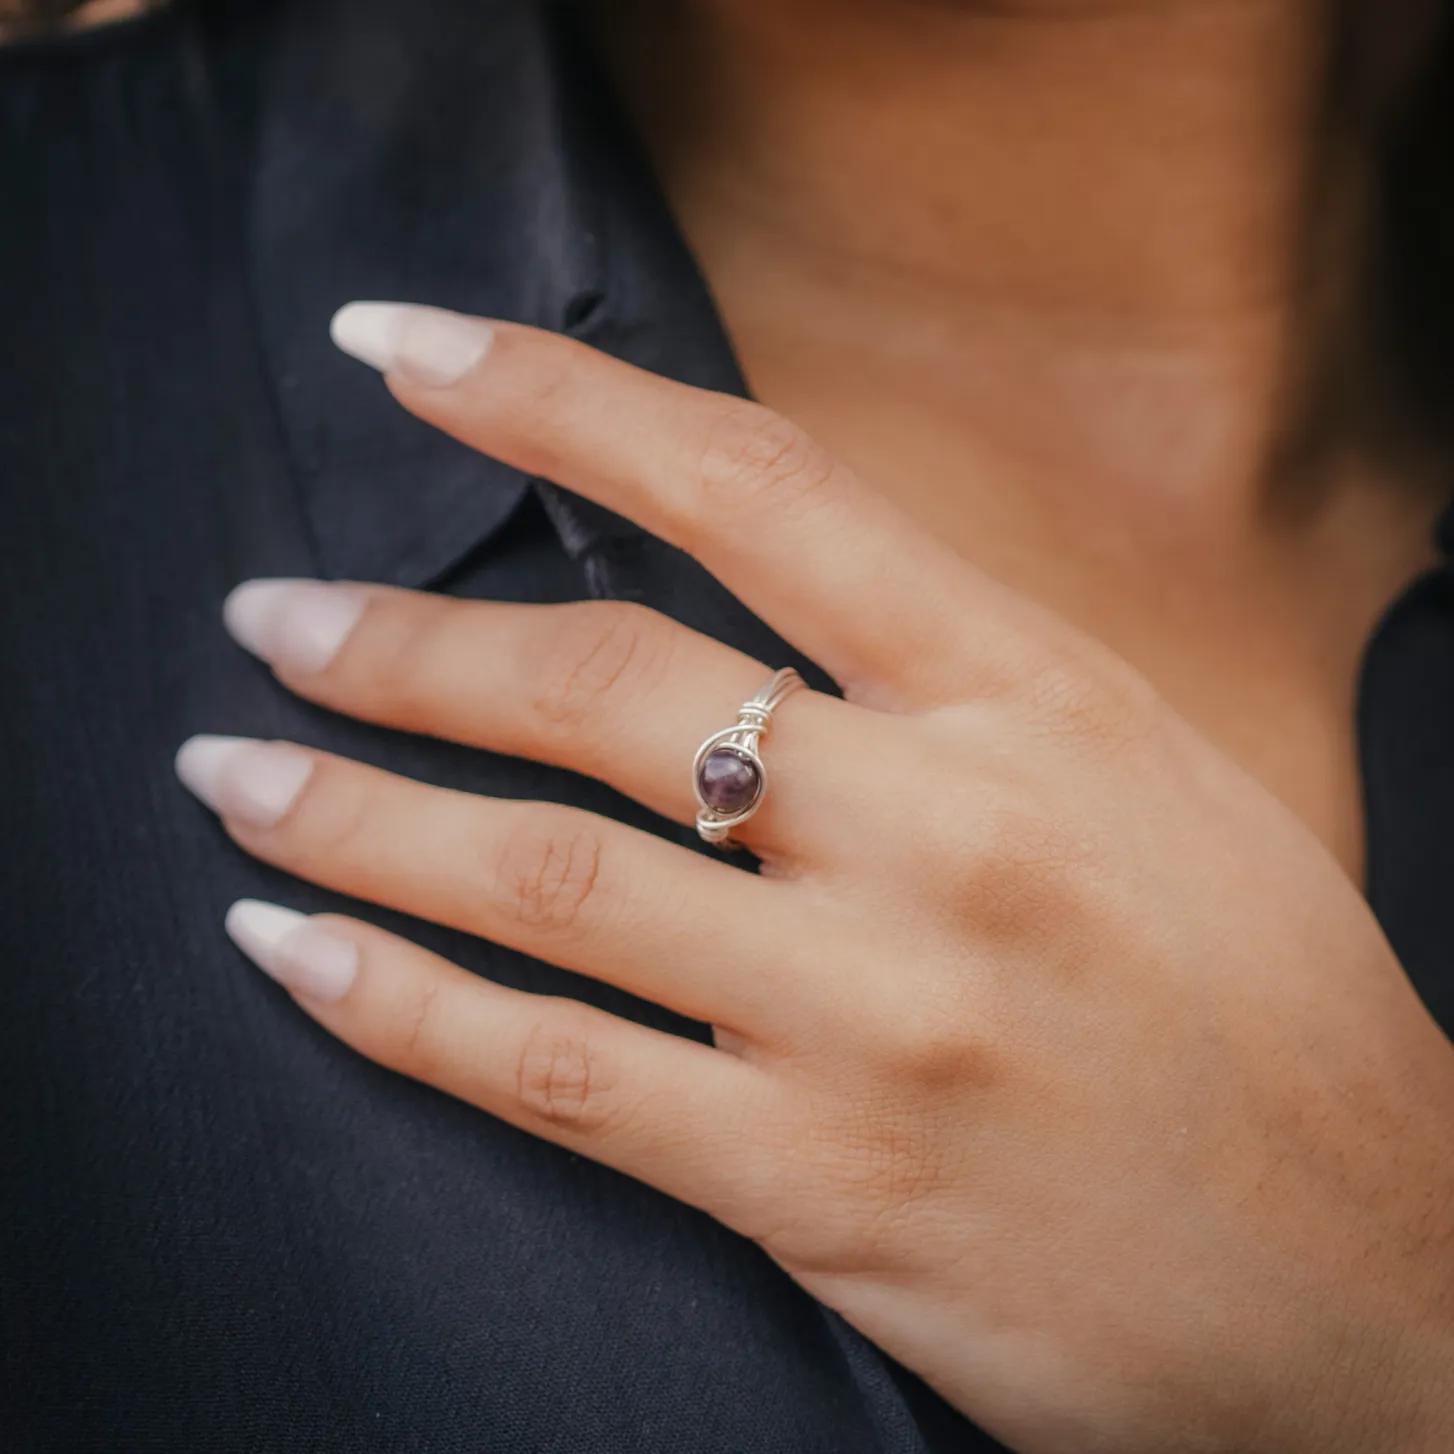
[175,311,1454,1451]
[158,0,1454,1447]
[591,0,1448,883]
[0,0,155,42]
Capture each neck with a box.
[600,0,1331,329]
[592,1,1362,526]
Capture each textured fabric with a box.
[0,2,1449,1451]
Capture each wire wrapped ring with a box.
[692,667,806,848]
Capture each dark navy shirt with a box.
[2,2,1451,1450]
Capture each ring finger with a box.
[174,735,822,1032]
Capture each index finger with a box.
[330,303,1054,710]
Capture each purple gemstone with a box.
[698,748,762,815]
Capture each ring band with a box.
[692,667,806,848]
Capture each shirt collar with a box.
[240,0,747,588]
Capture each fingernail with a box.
[330,301,494,387]
[224,579,368,675]
[175,736,314,827]
[225,899,358,1002]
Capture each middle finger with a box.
[222,579,865,859]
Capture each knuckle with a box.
[750,1108,954,1274]
[527,602,669,741]
[491,813,608,937]
[394,974,446,1078]
[513,1013,619,1133]
[688,404,837,529]
[507,344,578,429]
[1019,648,1104,728]
[1019,643,1160,756]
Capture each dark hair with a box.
[1308,0,1454,470]
[1377,5,1454,465]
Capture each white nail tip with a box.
[222,579,306,661]
[223,579,366,674]
[174,736,313,827]
[225,899,308,957]
[330,301,402,374]
[174,734,256,810]
[225,900,359,1003]
[330,301,494,387]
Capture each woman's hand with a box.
[176,304,1454,1454]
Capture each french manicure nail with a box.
[224,579,368,674]
[175,735,314,827]
[330,301,495,387]
[225,899,358,1002]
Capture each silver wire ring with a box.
[692,667,806,848]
